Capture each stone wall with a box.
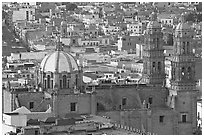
[95,85,168,111]
[98,107,177,135]
[53,93,96,117]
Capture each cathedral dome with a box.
[175,14,190,31]
[40,49,79,73]
[147,12,161,29]
[175,23,189,31]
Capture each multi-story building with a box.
[158,14,175,27]
[117,35,144,52]
[127,22,146,34]
[12,7,35,23]
[102,25,121,35]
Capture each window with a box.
[159,116,164,123]
[48,79,52,88]
[67,80,69,88]
[181,67,185,79]
[47,75,50,88]
[156,38,159,48]
[63,75,67,88]
[73,39,76,44]
[182,42,186,54]
[44,79,47,88]
[158,62,161,72]
[187,67,191,79]
[75,74,78,87]
[70,103,77,111]
[60,80,62,89]
[35,130,38,135]
[187,42,190,53]
[152,62,156,73]
[29,102,34,109]
[26,11,29,21]
[51,72,53,78]
[198,112,200,119]
[122,97,127,106]
[181,114,187,122]
[148,97,153,104]
[105,39,108,44]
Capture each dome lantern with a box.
[146,12,161,29]
[150,12,157,21]
[55,36,63,51]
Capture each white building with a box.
[158,14,175,26]
[160,18,174,26]
[127,22,144,34]
[102,25,121,35]
[12,7,35,22]
[7,52,48,62]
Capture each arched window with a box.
[67,80,69,88]
[181,67,185,79]
[51,72,53,78]
[187,67,191,79]
[73,39,76,44]
[75,74,78,87]
[47,75,50,89]
[152,62,156,73]
[158,62,161,72]
[63,75,67,88]
[187,42,190,54]
[156,38,159,48]
[60,80,62,89]
[172,68,175,80]
[182,42,186,54]
[153,38,156,48]
[51,80,53,89]
[44,79,47,89]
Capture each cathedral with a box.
[3,12,198,135]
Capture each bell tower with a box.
[143,12,165,86]
[169,14,197,134]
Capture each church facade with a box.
[93,13,198,135]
